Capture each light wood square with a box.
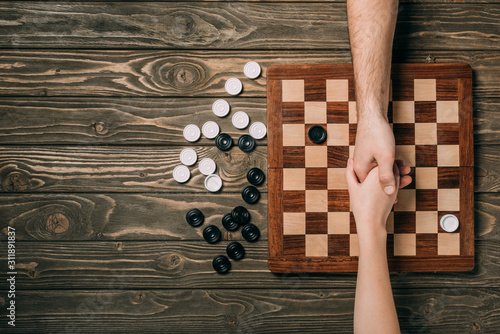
[437,101,459,123]
[282,124,305,146]
[415,123,437,145]
[416,211,438,233]
[306,234,328,257]
[438,145,460,166]
[386,212,394,233]
[348,101,357,123]
[283,168,305,190]
[394,234,416,256]
[349,145,355,159]
[305,146,328,168]
[328,168,348,190]
[327,124,349,146]
[328,212,350,234]
[350,234,359,256]
[415,167,438,189]
[282,80,304,102]
[394,189,416,211]
[414,79,436,101]
[304,102,327,124]
[395,145,416,167]
[326,79,349,102]
[438,233,460,255]
[283,212,306,235]
[393,101,415,123]
[438,189,460,211]
[305,190,328,212]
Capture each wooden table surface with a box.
[0,1,499,333]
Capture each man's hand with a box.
[354,114,396,195]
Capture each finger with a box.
[379,159,396,195]
[345,158,360,190]
[399,175,413,189]
[396,159,411,175]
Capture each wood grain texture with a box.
[0,3,498,50]
[0,51,499,97]
[1,239,499,290]
[0,192,496,242]
[0,288,498,333]
[0,97,267,145]
[0,97,497,145]
[0,193,268,241]
[0,146,267,193]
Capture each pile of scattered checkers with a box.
[173,61,267,193]
[185,167,266,273]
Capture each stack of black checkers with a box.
[242,167,265,205]
[184,204,261,274]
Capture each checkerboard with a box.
[267,64,474,272]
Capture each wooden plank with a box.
[0,97,498,145]
[0,97,267,145]
[0,50,499,97]
[0,3,498,50]
[0,146,267,193]
[0,193,268,241]
[0,239,498,290]
[0,192,497,241]
[1,288,498,333]
[0,145,497,193]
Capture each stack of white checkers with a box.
[176,61,267,192]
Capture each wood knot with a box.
[473,322,481,331]
[165,63,204,90]
[116,242,123,251]
[171,14,196,38]
[46,213,70,234]
[3,172,30,192]
[157,253,184,272]
[130,292,146,305]
[92,122,108,135]
[225,314,238,328]
[28,270,40,279]
[426,55,436,63]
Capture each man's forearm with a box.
[347,0,398,120]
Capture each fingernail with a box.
[384,186,394,195]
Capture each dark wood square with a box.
[436,79,458,100]
[391,78,414,101]
[438,167,460,189]
[387,102,393,123]
[438,211,461,233]
[416,189,438,211]
[283,147,305,168]
[394,212,416,233]
[386,234,395,257]
[328,235,350,256]
[349,124,357,146]
[327,146,349,168]
[350,212,357,234]
[416,234,438,256]
[306,212,328,234]
[415,102,437,123]
[437,123,460,145]
[282,102,305,124]
[283,191,305,212]
[328,190,350,212]
[306,168,328,190]
[305,79,326,101]
[348,78,356,101]
[393,123,415,145]
[415,145,437,167]
[305,124,328,146]
[327,102,349,123]
[283,235,306,256]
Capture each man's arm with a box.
[347,0,399,194]
[345,159,401,334]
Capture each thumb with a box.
[345,158,359,190]
[379,159,396,195]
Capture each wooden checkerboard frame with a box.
[267,64,474,273]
